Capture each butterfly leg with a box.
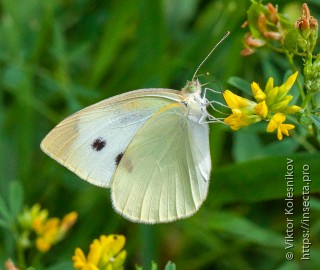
[199,110,226,124]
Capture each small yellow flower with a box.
[224,109,260,130]
[73,235,127,270]
[73,248,93,269]
[18,204,78,253]
[61,211,78,233]
[19,204,48,230]
[250,72,301,115]
[223,90,256,109]
[223,90,262,130]
[254,100,268,118]
[265,77,274,93]
[266,113,295,140]
[280,72,298,95]
[266,72,301,113]
[35,218,60,252]
[283,105,301,114]
[223,73,300,138]
[251,82,267,102]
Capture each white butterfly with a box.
[41,34,229,224]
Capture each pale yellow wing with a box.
[41,89,182,187]
[111,103,210,223]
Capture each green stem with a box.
[292,131,317,153]
[17,244,27,270]
[31,252,43,268]
[301,92,315,110]
[285,51,305,100]
[267,44,318,59]
[310,95,319,140]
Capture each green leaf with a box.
[311,107,320,113]
[46,261,73,270]
[89,0,139,87]
[211,152,320,204]
[227,76,252,95]
[164,0,197,32]
[233,127,299,162]
[0,195,10,223]
[284,29,300,53]
[310,198,320,212]
[233,131,262,162]
[0,218,9,229]
[9,181,23,219]
[276,260,300,270]
[150,261,158,270]
[164,261,176,270]
[246,1,266,39]
[310,114,320,130]
[205,212,282,247]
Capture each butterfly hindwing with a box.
[41,89,182,187]
[111,103,210,223]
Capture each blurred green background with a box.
[1,0,320,269]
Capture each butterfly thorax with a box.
[181,80,207,124]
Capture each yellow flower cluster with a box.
[72,235,127,270]
[223,72,301,140]
[18,204,77,252]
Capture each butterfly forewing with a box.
[41,89,182,187]
[111,103,210,223]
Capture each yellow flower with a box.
[223,90,256,109]
[224,109,260,130]
[223,90,262,130]
[251,82,267,102]
[265,76,274,93]
[19,204,48,230]
[61,211,78,233]
[254,100,268,118]
[283,105,301,114]
[35,218,60,252]
[18,205,78,253]
[73,235,127,270]
[73,248,99,270]
[34,213,78,253]
[265,72,301,113]
[280,72,298,95]
[223,73,301,139]
[266,113,295,140]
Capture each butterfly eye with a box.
[91,137,106,151]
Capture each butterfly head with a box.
[182,79,201,95]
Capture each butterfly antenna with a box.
[192,31,230,81]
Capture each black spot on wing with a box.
[91,137,106,151]
[115,152,133,172]
[115,152,124,166]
